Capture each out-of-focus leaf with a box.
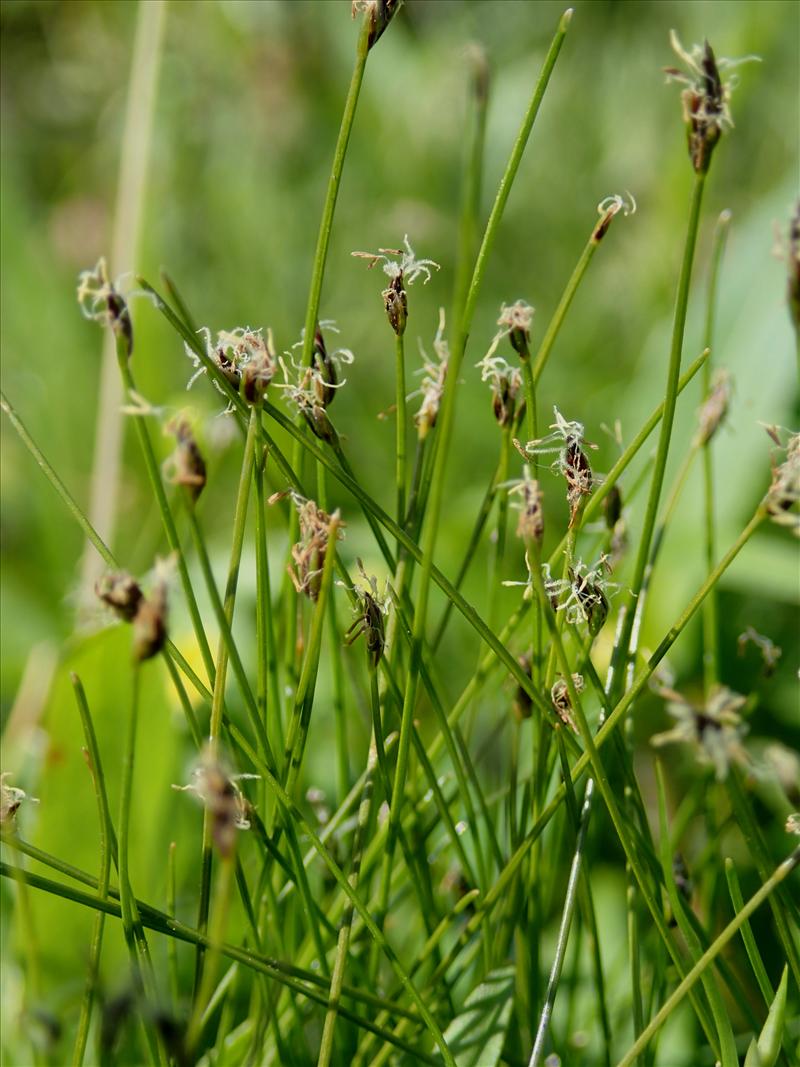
[744,966,788,1067]
[438,966,515,1067]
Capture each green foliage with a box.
[1,3,799,1067]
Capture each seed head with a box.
[163,416,207,503]
[737,626,782,677]
[664,32,759,174]
[173,747,258,858]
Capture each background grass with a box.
[1,1,798,1064]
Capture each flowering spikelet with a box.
[173,747,258,858]
[186,327,276,404]
[476,300,534,425]
[764,430,800,534]
[1,773,38,827]
[693,368,731,446]
[515,407,596,526]
[351,0,402,50]
[550,674,584,733]
[352,235,439,335]
[77,257,133,355]
[275,322,354,439]
[496,300,534,358]
[163,416,207,503]
[543,555,616,635]
[737,626,782,677]
[593,192,637,242]
[508,466,544,543]
[411,308,449,439]
[272,492,344,601]
[651,684,749,780]
[664,31,759,174]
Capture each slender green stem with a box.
[167,842,179,1011]
[451,45,489,333]
[395,330,408,540]
[438,509,765,995]
[71,675,112,1067]
[655,763,738,1067]
[318,710,380,1067]
[194,407,262,1002]
[386,11,572,874]
[282,514,341,798]
[530,202,622,386]
[617,849,800,1067]
[611,171,708,697]
[724,858,775,1007]
[300,17,371,367]
[117,666,165,1065]
[701,209,731,694]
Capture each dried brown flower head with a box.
[163,417,207,503]
[273,492,344,601]
[95,571,144,622]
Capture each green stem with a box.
[70,675,112,1067]
[194,407,261,1000]
[451,45,489,333]
[611,171,708,697]
[300,17,371,367]
[395,330,408,540]
[0,862,442,1066]
[318,708,380,1067]
[701,209,731,694]
[616,849,800,1067]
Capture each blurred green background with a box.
[1,0,798,1062]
